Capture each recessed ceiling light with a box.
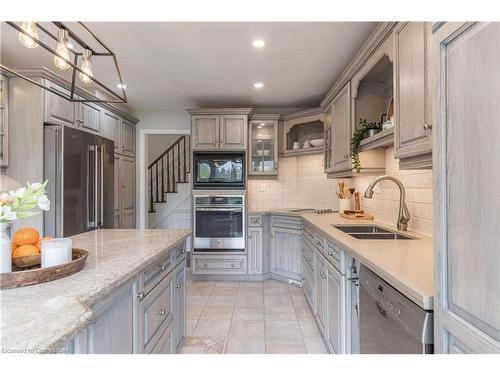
[260,122,265,126]
[252,39,265,48]
[117,83,127,89]
[254,82,264,89]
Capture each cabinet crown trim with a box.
[187,108,253,116]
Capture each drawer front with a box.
[248,215,262,227]
[151,321,173,354]
[192,255,247,275]
[325,240,345,274]
[141,253,174,296]
[313,231,326,253]
[302,256,314,282]
[140,274,174,353]
[172,241,186,266]
[271,215,303,230]
[303,224,315,243]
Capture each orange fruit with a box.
[13,244,40,258]
[36,236,53,250]
[13,227,40,246]
[11,242,18,255]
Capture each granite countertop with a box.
[300,212,433,310]
[0,229,191,352]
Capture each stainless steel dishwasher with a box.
[359,265,433,354]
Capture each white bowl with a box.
[309,139,324,147]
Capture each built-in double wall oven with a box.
[193,195,245,252]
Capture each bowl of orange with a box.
[11,227,52,269]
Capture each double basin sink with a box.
[332,225,416,240]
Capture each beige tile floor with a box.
[181,277,329,354]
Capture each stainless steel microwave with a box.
[193,152,245,190]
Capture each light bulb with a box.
[79,49,93,84]
[54,29,70,70]
[18,21,39,49]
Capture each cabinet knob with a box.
[158,309,166,315]
[203,263,207,267]
[176,282,181,289]
[137,291,144,300]
[328,250,333,256]
[160,264,165,271]
[230,264,235,268]
[423,123,433,131]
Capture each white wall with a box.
[147,134,180,164]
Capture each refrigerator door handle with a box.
[87,145,96,229]
[98,145,104,228]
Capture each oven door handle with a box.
[195,207,243,212]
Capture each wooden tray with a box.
[340,212,373,220]
[0,249,88,289]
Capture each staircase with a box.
[148,135,191,213]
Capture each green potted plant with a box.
[350,119,382,173]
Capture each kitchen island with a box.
[0,229,190,354]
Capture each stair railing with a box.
[148,135,190,213]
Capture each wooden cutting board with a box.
[340,212,373,220]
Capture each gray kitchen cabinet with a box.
[330,82,352,174]
[86,277,138,354]
[189,109,252,151]
[326,261,345,354]
[115,154,136,229]
[394,22,433,168]
[315,251,327,336]
[113,154,121,228]
[101,110,121,153]
[151,322,174,354]
[433,22,500,354]
[248,115,279,175]
[139,271,174,354]
[220,115,247,150]
[121,119,135,157]
[323,103,333,173]
[43,82,75,127]
[77,102,101,133]
[247,226,263,274]
[192,114,220,150]
[270,226,302,282]
[173,262,186,352]
[0,74,8,167]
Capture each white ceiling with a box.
[1,22,377,112]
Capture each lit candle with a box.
[41,238,72,268]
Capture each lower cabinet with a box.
[270,226,302,281]
[69,242,186,354]
[115,154,136,229]
[86,278,137,354]
[173,262,186,352]
[247,226,263,274]
[192,255,247,275]
[302,226,348,354]
[326,262,346,354]
[315,251,327,336]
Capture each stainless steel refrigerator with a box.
[44,124,114,237]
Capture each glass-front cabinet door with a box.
[248,117,279,175]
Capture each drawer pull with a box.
[203,263,207,267]
[137,291,144,300]
[230,264,235,268]
[176,282,181,289]
[160,264,165,271]
[159,309,166,315]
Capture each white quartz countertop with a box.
[300,212,433,310]
[0,229,191,352]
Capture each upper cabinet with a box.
[76,102,101,133]
[281,108,325,157]
[44,82,75,127]
[189,109,252,151]
[248,114,279,176]
[394,22,433,169]
[120,119,135,157]
[0,74,9,168]
[330,82,352,173]
[101,110,121,153]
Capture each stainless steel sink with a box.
[332,225,416,240]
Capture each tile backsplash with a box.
[247,147,433,236]
[247,153,339,211]
[351,147,433,235]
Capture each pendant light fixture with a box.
[18,21,39,49]
[54,28,70,70]
[79,49,93,84]
[3,21,127,103]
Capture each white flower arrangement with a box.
[0,181,51,223]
